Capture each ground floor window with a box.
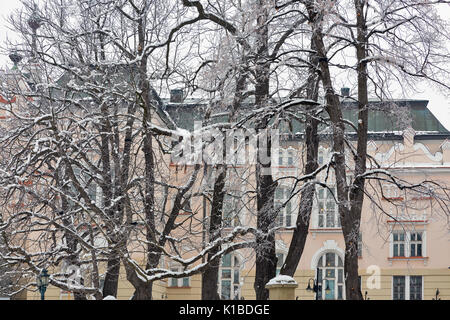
[393,275,422,300]
[316,251,345,300]
[219,253,241,300]
[410,276,423,300]
[169,266,190,287]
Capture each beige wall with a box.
[3,81,449,301]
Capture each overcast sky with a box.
[0,0,449,130]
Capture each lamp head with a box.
[28,11,42,31]
[37,268,49,287]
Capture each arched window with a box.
[316,252,345,300]
[219,253,241,300]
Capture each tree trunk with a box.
[280,117,318,275]
[305,1,362,299]
[280,39,319,276]
[131,283,153,300]
[253,0,277,300]
[201,165,226,300]
[341,0,369,300]
[102,256,121,298]
[254,171,277,300]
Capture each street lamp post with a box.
[306,267,331,300]
[36,269,49,300]
[432,289,440,300]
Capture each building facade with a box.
[2,65,449,300]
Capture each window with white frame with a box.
[287,150,294,166]
[59,289,72,300]
[316,252,345,300]
[392,276,423,300]
[382,183,401,199]
[410,232,423,257]
[223,190,242,228]
[393,276,405,300]
[393,232,406,257]
[317,186,340,228]
[274,186,294,227]
[391,230,425,258]
[318,150,324,165]
[70,166,97,204]
[278,150,284,166]
[409,276,423,300]
[219,253,241,300]
[169,266,190,287]
[318,147,332,166]
[357,232,363,258]
[278,148,295,166]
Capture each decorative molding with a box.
[309,228,342,232]
[367,140,378,151]
[310,240,345,270]
[374,143,404,162]
[318,145,331,153]
[413,143,443,162]
[373,142,443,164]
[439,138,450,151]
[402,127,416,147]
[309,228,343,239]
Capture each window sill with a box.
[388,256,428,259]
[310,228,342,239]
[275,227,295,232]
[222,226,241,230]
[310,228,342,232]
[273,166,296,169]
[382,197,404,201]
[387,220,428,224]
[388,256,429,266]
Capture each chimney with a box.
[341,87,350,97]
[170,89,184,103]
[28,9,42,62]
[9,52,23,69]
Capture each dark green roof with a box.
[164,98,449,138]
[341,99,448,134]
[51,64,175,128]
